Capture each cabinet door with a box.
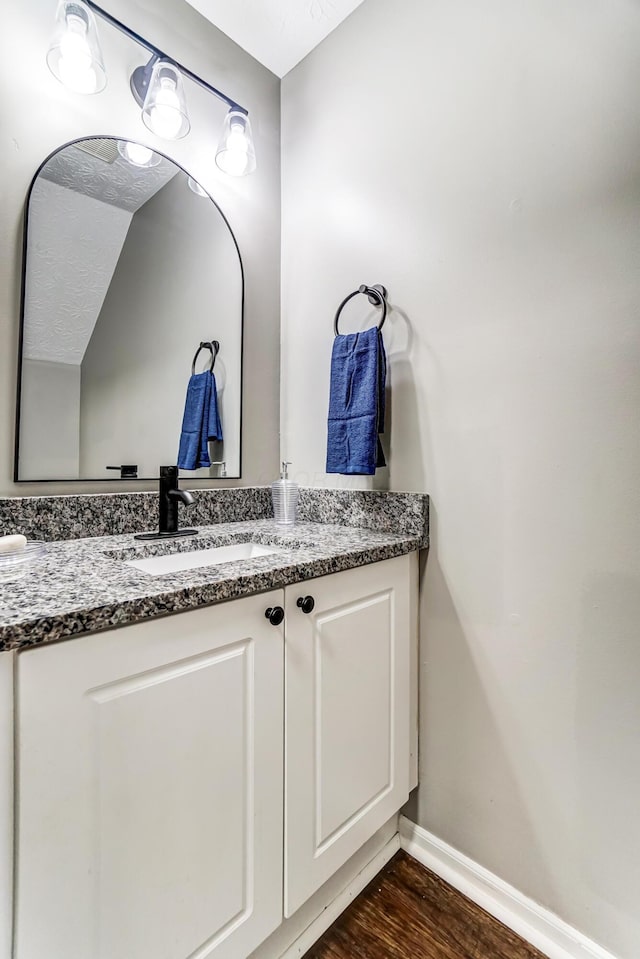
[284,555,412,916]
[15,592,285,959]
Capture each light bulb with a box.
[148,77,182,139]
[221,150,249,177]
[141,60,190,140]
[58,16,96,93]
[117,140,161,168]
[46,2,106,95]
[225,123,250,176]
[187,176,209,197]
[215,110,256,177]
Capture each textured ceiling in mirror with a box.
[24,140,184,364]
[23,178,133,364]
[41,140,178,212]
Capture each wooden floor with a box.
[303,851,548,959]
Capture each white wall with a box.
[281,1,640,957]
[19,360,80,480]
[79,173,242,478]
[0,0,280,495]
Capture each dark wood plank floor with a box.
[303,851,548,959]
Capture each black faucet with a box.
[159,466,195,534]
[135,466,197,541]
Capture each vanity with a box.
[0,489,428,959]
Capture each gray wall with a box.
[0,0,280,494]
[281,1,640,957]
[19,360,80,480]
[80,173,242,479]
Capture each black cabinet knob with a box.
[265,606,285,626]
[296,596,315,614]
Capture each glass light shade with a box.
[117,140,161,168]
[215,110,256,177]
[187,176,209,197]
[141,61,190,140]
[46,1,106,95]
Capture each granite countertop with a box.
[0,519,423,652]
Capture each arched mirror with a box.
[15,136,243,482]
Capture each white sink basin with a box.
[125,542,282,577]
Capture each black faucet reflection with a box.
[134,466,198,541]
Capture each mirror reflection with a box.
[16,137,243,482]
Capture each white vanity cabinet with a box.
[284,556,412,916]
[14,591,285,959]
[12,554,416,959]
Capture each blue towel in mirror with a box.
[326,327,386,475]
[177,371,223,470]
[207,371,223,444]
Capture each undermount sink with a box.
[124,542,283,577]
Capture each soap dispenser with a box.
[271,461,299,526]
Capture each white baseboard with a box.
[277,834,400,959]
[399,817,617,959]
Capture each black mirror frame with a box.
[14,135,245,484]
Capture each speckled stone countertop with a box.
[0,519,424,652]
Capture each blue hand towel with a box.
[177,371,224,470]
[207,371,223,444]
[177,372,211,470]
[326,326,387,475]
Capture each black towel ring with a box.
[191,340,220,374]
[334,285,388,336]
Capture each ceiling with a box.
[41,140,178,213]
[184,0,367,77]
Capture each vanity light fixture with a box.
[132,58,190,141]
[187,176,209,197]
[215,110,256,177]
[46,1,106,95]
[116,140,161,168]
[46,0,257,176]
